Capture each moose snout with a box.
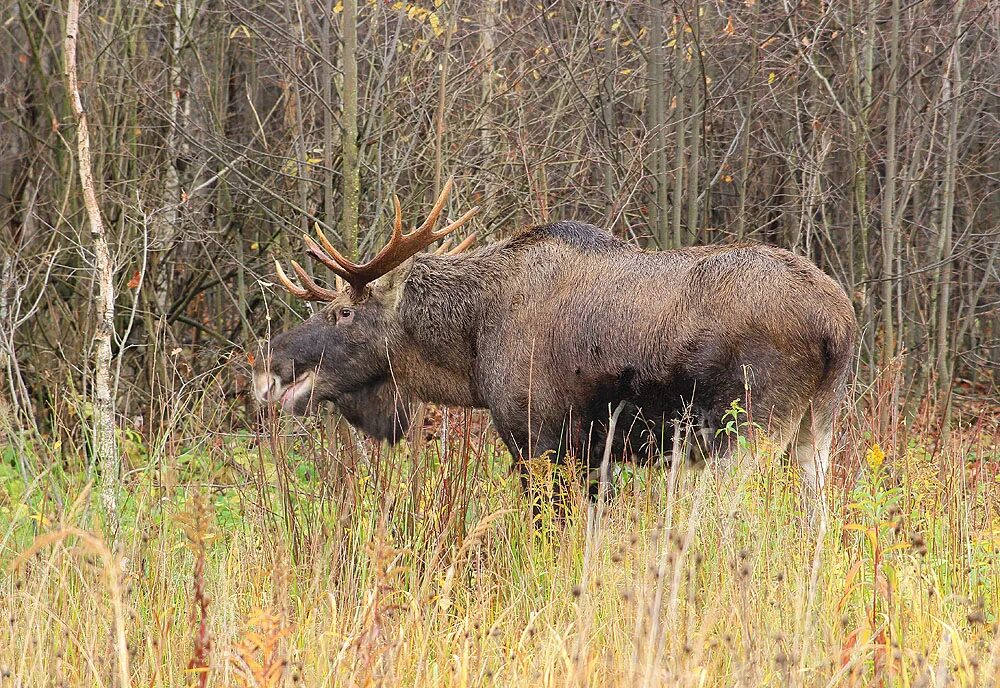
[253,370,282,403]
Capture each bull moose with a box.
[254,180,856,499]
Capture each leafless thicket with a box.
[1,0,997,459]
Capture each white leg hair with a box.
[789,409,833,529]
[791,410,833,495]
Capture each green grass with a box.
[1,407,998,687]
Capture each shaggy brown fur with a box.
[255,221,856,494]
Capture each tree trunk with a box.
[341,0,360,258]
[434,2,457,198]
[647,0,668,247]
[480,0,497,207]
[934,0,966,419]
[685,1,701,240]
[600,3,617,213]
[65,0,120,544]
[880,0,900,368]
[153,0,185,317]
[670,15,686,248]
[735,4,758,240]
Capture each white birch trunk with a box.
[65,0,119,540]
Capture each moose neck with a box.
[387,250,507,408]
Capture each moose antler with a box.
[273,259,339,302]
[305,178,478,295]
[433,233,478,256]
[274,178,479,301]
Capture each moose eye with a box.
[337,308,355,324]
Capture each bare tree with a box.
[341,0,360,258]
[64,0,119,537]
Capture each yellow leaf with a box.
[30,511,51,528]
[866,528,878,550]
[333,0,343,13]
[767,71,777,85]
[429,12,443,36]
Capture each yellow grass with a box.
[1,411,998,687]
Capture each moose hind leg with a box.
[787,408,833,530]
[790,409,832,493]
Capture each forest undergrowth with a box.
[1,393,998,687]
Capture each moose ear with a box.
[372,259,414,305]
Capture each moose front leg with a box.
[493,416,576,522]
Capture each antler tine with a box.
[433,207,480,241]
[289,260,338,301]
[411,176,454,238]
[306,230,357,278]
[274,260,310,299]
[432,230,477,255]
[433,238,453,255]
[447,233,477,255]
[362,179,454,268]
[303,229,381,296]
[392,194,404,238]
[274,260,338,302]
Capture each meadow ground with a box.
[1,398,998,687]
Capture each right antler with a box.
[274,178,478,300]
[304,178,478,295]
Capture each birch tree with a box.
[64,0,119,538]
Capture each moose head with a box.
[253,179,478,433]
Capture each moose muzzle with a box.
[253,369,315,413]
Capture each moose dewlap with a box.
[255,180,857,498]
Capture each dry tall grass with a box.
[1,395,997,687]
